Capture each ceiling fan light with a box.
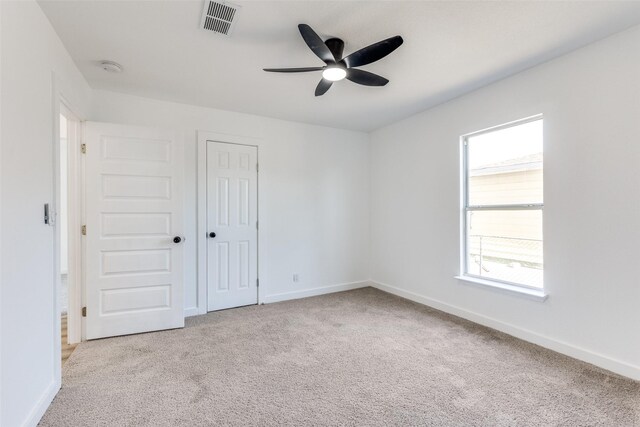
[322,66,347,82]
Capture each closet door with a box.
[207,141,258,311]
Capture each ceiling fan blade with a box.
[342,35,403,68]
[298,24,335,64]
[263,67,324,73]
[315,78,333,96]
[346,69,389,86]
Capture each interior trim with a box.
[262,280,370,304]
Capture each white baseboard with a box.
[370,281,640,381]
[262,281,370,304]
[22,379,59,427]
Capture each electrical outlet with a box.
[293,273,299,283]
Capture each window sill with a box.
[455,275,548,301]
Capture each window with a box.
[461,116,543,292]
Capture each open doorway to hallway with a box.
[58,105,81,366]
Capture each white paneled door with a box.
[207,142,258,311]
[85,122,184,339]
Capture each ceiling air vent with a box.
[200,1,241,36]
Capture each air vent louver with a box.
[200,1,241,36]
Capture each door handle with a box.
[209,232,216,238]
[173,236,183,244]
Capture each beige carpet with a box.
[41,287,639,426]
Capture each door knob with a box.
[173,236,182,243]
[209,232,216,238]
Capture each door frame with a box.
[58,101,84,346]
[52,77,85,388]
[196,131,262,314]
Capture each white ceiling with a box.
[40,0,640,132]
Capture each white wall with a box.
[0,1,92,426]
[91,90,371,314]
[370,25,640,379]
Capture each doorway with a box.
[206,141,259,311]
[58,104,81,364]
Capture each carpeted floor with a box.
[41,287,639,426]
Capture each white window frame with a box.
[457,115,546,300]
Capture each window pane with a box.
[466,209,543,288]
[467,120,543,206]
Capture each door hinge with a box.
[81,225,87,235]
[256,221,258,230]
[81,307,87,317]
[81,143,86,154]
[256,278,259,287]
[256,163,259,172]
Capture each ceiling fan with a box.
[264,24,403,96]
